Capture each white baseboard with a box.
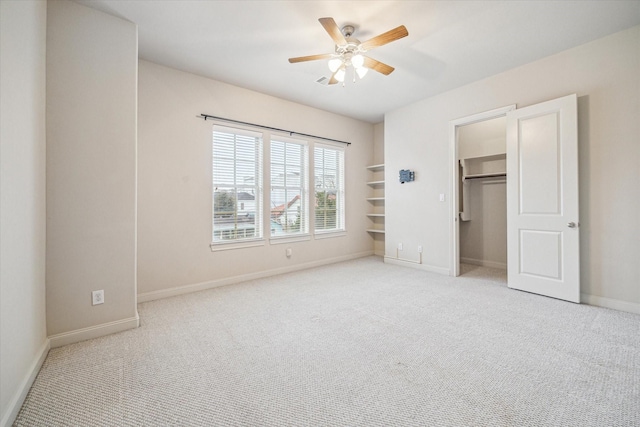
[48,315,140,348]
[384,256,450,276]
[581,293,640,315]
[138,251,375,303]
[460,257,507,270]
[0,339,50,427]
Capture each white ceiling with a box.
[77,0,640,123]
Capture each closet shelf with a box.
[366,213,385,217]
[461,153,506,161]
[367,180,385,186]
[366,197,385,201]
[459,152,506,222]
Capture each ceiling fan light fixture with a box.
[328,58,343,72]
[351,54,364,68]
[288,18,408,86]
[356,67,368,79]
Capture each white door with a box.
[506,94,580,303]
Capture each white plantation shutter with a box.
[314,145,345,233]
[270,138,309,237]
[212,126,263,242]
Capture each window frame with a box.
[209,123,347,251]
[269,135,310,241]
[313,143,346,237]
[210,124,264,248]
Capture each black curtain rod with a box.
[199,114,351,146]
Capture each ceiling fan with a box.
[289,17,408,85]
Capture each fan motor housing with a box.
[341,25,355,38]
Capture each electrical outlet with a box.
[92,290,104,306]
[398,243,403,251]
[418,245,423,253]
[439,193,446,202]
[286,248,292,258]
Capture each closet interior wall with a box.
[458,117,507,270]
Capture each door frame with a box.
[449,105,516,277]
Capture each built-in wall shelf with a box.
[366,164,385,238]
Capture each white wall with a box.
[0,1,48,424]
[457,117,506,159]
[137,60,374,298]
[46,0,138,340]
[385,26,640,310]
[459,180,507,269]
[373,122,384,164]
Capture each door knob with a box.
[568,222,577,228]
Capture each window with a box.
[314,145,345,233]
[212,126,263,243]
[211,124,346,246]
[270,138,309,237]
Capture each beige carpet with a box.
[15,257,640,426]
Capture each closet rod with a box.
[198,114,351,146]
[463,172,507,181]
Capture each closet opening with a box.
[449,105,515,280]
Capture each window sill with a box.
[210,239,265,252]
[269,234,311,245]
[314,230,346,240]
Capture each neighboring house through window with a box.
[270,137,309,237]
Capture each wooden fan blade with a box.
[360,25,408,51]
[363,57,395,75]
[328,71,339,85]
[319,17,347,46]
[289,53,334,63]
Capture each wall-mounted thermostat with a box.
[399,169,415,184]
